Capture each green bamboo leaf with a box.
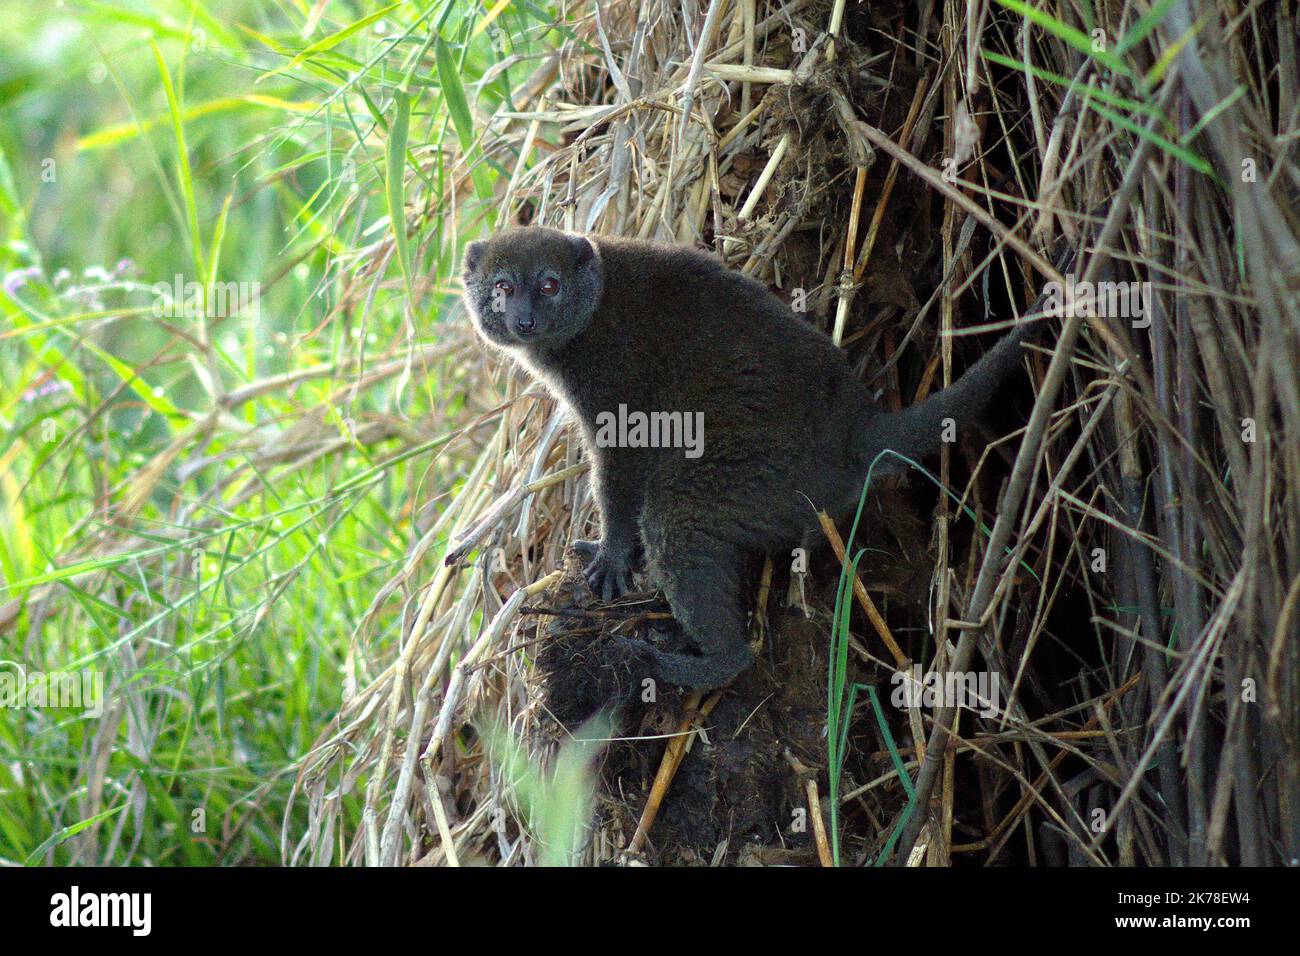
[385,88,415,312]
[1144,15,1205,87]
[151,40,205,281]
[1115,0,1179,56]
[980,50,1160,117]
[25,805,127,865]
[0,144,21,221]
[260,1,409,82]
[206,193,233,291]
[994,0,1133,79]
[1086,98,1213,175]
[867,685,918,866]
[77,95,314,152]
[435,36,495,203]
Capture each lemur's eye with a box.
[539,278,559,296]
[494,279,514,294]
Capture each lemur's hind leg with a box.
[634,519,751,691]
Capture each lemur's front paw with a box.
[572,540,634,600]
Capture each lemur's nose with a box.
[516,315,536,333]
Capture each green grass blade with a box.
[385,87,416,315]
[435,35,495,204]
[262,1,408,81]
[24,804,127,865]
[994,0,1133,79]
[152,40,205,282]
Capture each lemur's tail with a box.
[857,318,1040,474]
[854,244,1075,476]
[849,198,1087,477]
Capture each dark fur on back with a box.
[463,226,1041,690]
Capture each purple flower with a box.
[2,266,41,296]
[22,377,70,403]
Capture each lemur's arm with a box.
[575,447,643,600]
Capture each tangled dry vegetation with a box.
[289,0,1299,866]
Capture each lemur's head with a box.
[462,226,604,354]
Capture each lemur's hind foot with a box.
[640,522,751,691]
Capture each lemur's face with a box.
[462,227,603,353]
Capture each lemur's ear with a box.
[571,235,595,266]
[464,240,487,273]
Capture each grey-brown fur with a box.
[463,226,1040,690]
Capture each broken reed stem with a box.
[445,461,589,565]
[724,133,789,255]
[676,0,728,144]
[832,167,869,346]
[807,777,833,865]
[628,690,724,854]
[817,511,909,668]
[785,749,834,866]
